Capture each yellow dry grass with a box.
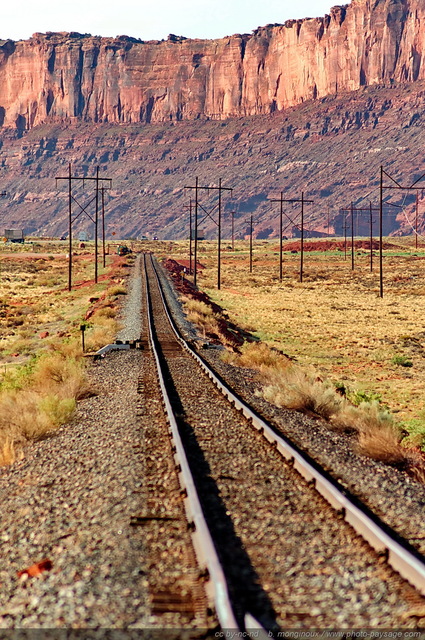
[0,437,21,466]
[84,315,119,352]
[223,341,291,371]
[0,352,93,463]
[31,353,94,400]
[0,241,129,467]
[181,295,237,347]
[106,284,127,297]
[261,365,344,420]
[169,240,425,435]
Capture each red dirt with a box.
[66,254,128,290]
[278,239,404,252]
[17,559,53,578]
[164,258,205,274]
[0,253,68,259]
[72,274,111,289]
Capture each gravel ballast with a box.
[156,259,425,558]
[0,349,150,628]
[146,256,425,630]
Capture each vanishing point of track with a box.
[140,253,425,632]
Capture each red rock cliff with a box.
[0,0,423,129]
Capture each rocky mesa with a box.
[0,0,425,130]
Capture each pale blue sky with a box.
[3,1,335,41]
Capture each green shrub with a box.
[348,389,384,406]
[391,355,413,367]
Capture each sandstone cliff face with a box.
[0,0,424,129]
[1,81,425,239]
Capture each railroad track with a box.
[140,252,425,632]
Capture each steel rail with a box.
[143,255,242,632]
[148,253,425,598]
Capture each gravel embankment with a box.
[156,260,425,558]
[116,257,143,341]
[0,349,150,628]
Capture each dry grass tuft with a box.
[94,306,116,319]
[184,299,216,336]
[183,296,237,346]
[39,395,77,427]
[224,341,291,372]
[224,343,343,420]
[223,337,425,481]
[186,312,221,339]
[0,390,62,443]
[409,455,425,483]
[0,352,94,466]
[31,353,94,400]
[85,318,119,352]
[49,338,82,359]
[184,298,214,317]
[0,437,20,466]
[262,365,344,420]
[356,427,407,465]
[330,401,394,434]
[107,285,127,296]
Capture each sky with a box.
[2,1,335,42]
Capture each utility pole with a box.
[416,192,419,250]
[218,178,222,290]
[230,211,236,251]
[184,199,193,274]
[293,192,314,283]
[94,166,99,283]
[343,215,348,261]
[184,177,233,289]
[269,191,313,282]
[369,201,374,272]
[380,166,384,298]
[300,193,305,281]
[0,191,7,255]
[247,215,254,273]
[339,211,352,261]
[189,199,193,272]
[340,203,355,270]
[194,177,199,286]
[100,186,107,268]
[56,163,112,291]
[269,192,285,282]
[340,203,379,272]
[68,163,72,289]
[378,166,425,297]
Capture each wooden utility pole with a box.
[270,191,314,282]
[56,163,111,291]
[184,177,232,289]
